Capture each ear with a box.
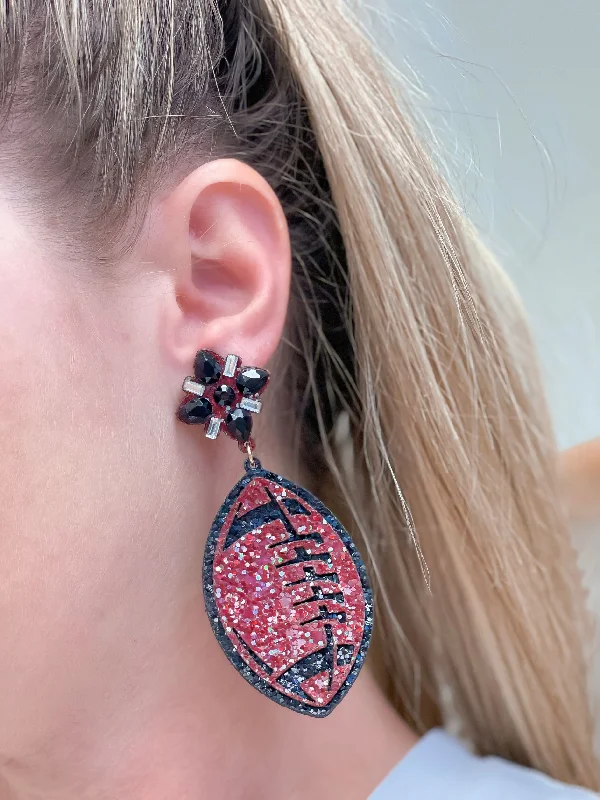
[151,158,291,370]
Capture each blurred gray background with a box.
[377,0,599,449]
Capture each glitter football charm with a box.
[204,459,373,716]
[179,351,373,716]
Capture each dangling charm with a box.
[178,350,373,717]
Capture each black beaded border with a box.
[202,461,374,718]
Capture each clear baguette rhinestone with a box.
[240,397,262,414]
[223,354,239,378]
[182,377,205,396]
[206,417,222,440]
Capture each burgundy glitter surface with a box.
[211,475,366,709]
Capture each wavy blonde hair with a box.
[0,0,597,787]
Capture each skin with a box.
[0,159,416,800]
[562,438,600,525]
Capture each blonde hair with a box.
[1,0,597,787]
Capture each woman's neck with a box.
[0,587,416,800]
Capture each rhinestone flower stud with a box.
[178,350,270,448]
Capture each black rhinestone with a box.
[194,351,221,385]
[178,396,213,424]
[236,366,269,397]
[226,407,253,442]
[214,384,236,407]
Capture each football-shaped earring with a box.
[178,350,373,717]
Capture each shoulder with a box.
[369,730,599,800]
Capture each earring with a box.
[178,350,373,717]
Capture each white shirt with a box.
[370,729,598,799]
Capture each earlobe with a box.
[154,158,291,370]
